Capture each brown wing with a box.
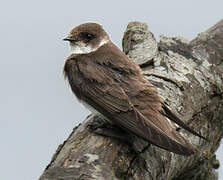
[64,44,197,155]
[79,80,196,156]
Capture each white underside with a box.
[81,100,110,123]
[81,100,101,115]
[70,39,109,54]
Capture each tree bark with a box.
[39,20,223,180]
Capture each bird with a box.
[63,22,205,156]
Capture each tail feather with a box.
[162,103,207,141]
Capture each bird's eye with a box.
[85,33,94,40]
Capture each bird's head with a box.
[63,23,110,54]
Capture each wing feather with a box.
[64,45,200,156]
[81,82,196,155]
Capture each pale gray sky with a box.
[1,1,222,179]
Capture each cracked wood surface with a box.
[39,19,223,180]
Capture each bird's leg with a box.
[89,115,134,143]
[88,115,150,154]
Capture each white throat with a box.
[69,38,109,55]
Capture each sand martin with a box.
[63,23,205,155]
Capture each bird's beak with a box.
[63,37,76,42]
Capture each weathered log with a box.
[39,19,223,180]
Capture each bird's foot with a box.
[89,115,150,154]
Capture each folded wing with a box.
[80,81,197,156]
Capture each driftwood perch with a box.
[39,19,223,180]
